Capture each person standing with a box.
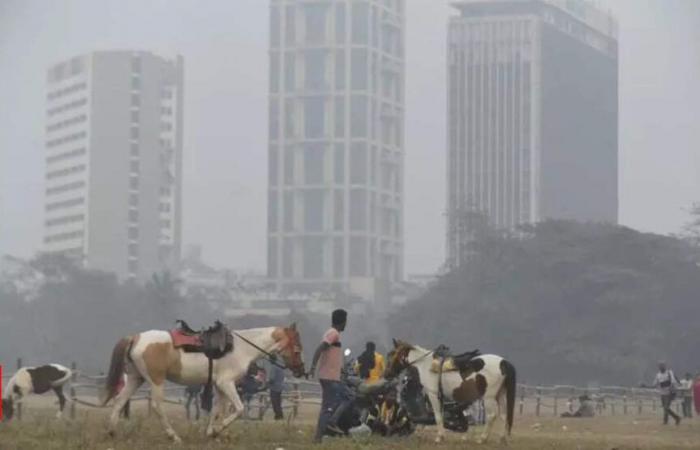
[268,361,286,420]
[653,361,681,425]
[310,308,348,442]
[355,341,386,384]
[679,373,693,418]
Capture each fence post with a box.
[16,358,22,420]
[70,362,77,419]
[652,398,657,412]
[292,382,299,419]
[553,394,558,416]
[535,389,541,417]
[519,392,524,415]
[623,394,628,415]
[148,392,152,417]
[638,398,642,415]
[611,400,615,416]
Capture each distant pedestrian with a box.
[653,361,681,425]
[185,384,202,420]
[268,361,286,420]
[679,373,693,418]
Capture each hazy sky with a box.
[1,0,698,274]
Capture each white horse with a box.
[2,364,72,420]
[385,339,516,444]
[102,323,305,442]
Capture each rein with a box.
[233,331,290,371]
[405,349,434,367]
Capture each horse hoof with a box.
[170,435,182,444]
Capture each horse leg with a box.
[53,386,67,419]
[426,392,446,443]
[211,380,245,436]
[108,375,142,437]
[497,393,509,444]
[150,383,181,443]
[206,385,227,437]
[477,397,499,444]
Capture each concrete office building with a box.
[43,51,183,280]
[446,0,618,266]
[267,0,405,301]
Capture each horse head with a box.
[277,322,306,378]
[385,338,414,379]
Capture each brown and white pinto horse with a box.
[2,364,72,420]
[102,324,304,442]
[385,340,516,444]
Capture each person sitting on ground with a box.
[354,341,385,384]
[561,394,595,418]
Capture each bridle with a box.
[233,331,304,375]
[387,346,434,379]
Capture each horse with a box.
[385,339,516,444]
[101,323,305,443]
[2,364,72,420]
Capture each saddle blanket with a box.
[430,358,459,373]
[170,329,202,349]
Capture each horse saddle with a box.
[430,345,481,374]
[170,319,233,360]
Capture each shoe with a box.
[326,424,344,435]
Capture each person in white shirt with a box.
[679,373,693,418]
[653,361,681,425]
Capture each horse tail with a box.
[500,359,517,435]
[101,336,133,406]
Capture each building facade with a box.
[446,0,618,266]
[43,51,183,281]
[267,0,405,299]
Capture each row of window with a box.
[47,147,86,165]
[46,180,85,196]
[47,98,87,117]
[47,131,86,148]
[47,81,86,100]
[46,197,84,212]
[44,230,84,244]
[45,213,84,227]
[46,114,87,133]
[46,164,86,180]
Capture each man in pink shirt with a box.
[310,309,348,442]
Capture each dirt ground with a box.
[1,396,698,450]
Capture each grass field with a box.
[1,401,699,450]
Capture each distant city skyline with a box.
[1,0,699,275]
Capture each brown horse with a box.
[102,324,304,442]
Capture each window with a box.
[304,144,325,184]
[270,53,279,93]
[270,6,280,48]
[284,98,295,138]
[268,237,278,277]
[350,189,367,230]
[350,142,367,184]
[304,97,325,138]
[350,236,366,276]
[304,189,324,232]
[131,111,139,124]
[284,149,295,185]
[284,53,295,90]
[129,209,139,223]
[131,56,141,73]
[282,237,293,277]
[335,97,345,136]
[130,127,139,139]
[304,49,326,90]
[130,161,139,174]
[128,260,138,275]
[304,4,327,44]
[131,77,140,90]
[130,176,139,190]
[303,236,324,278]
[269,98,279,139]
[128,227,139,240]
[269,146,278,186]
[335,3,346,44]
[268,191,278,232]
[334,190,344,230]
[351,2,369,45]
[351,49,368,90]
[284,191,295,231]
[350,95,367,137]
[128,243,139,257]
[129,194,138,207]
[285,5,296,45]
[335,50,345,89]
[131,94,140,107]
[334,144,345,183]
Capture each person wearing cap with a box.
[653,361,681,425]
[310,308,348,442]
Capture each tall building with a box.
[43,51,183,281]
[267,0,405,300]
[446,0,618,266]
